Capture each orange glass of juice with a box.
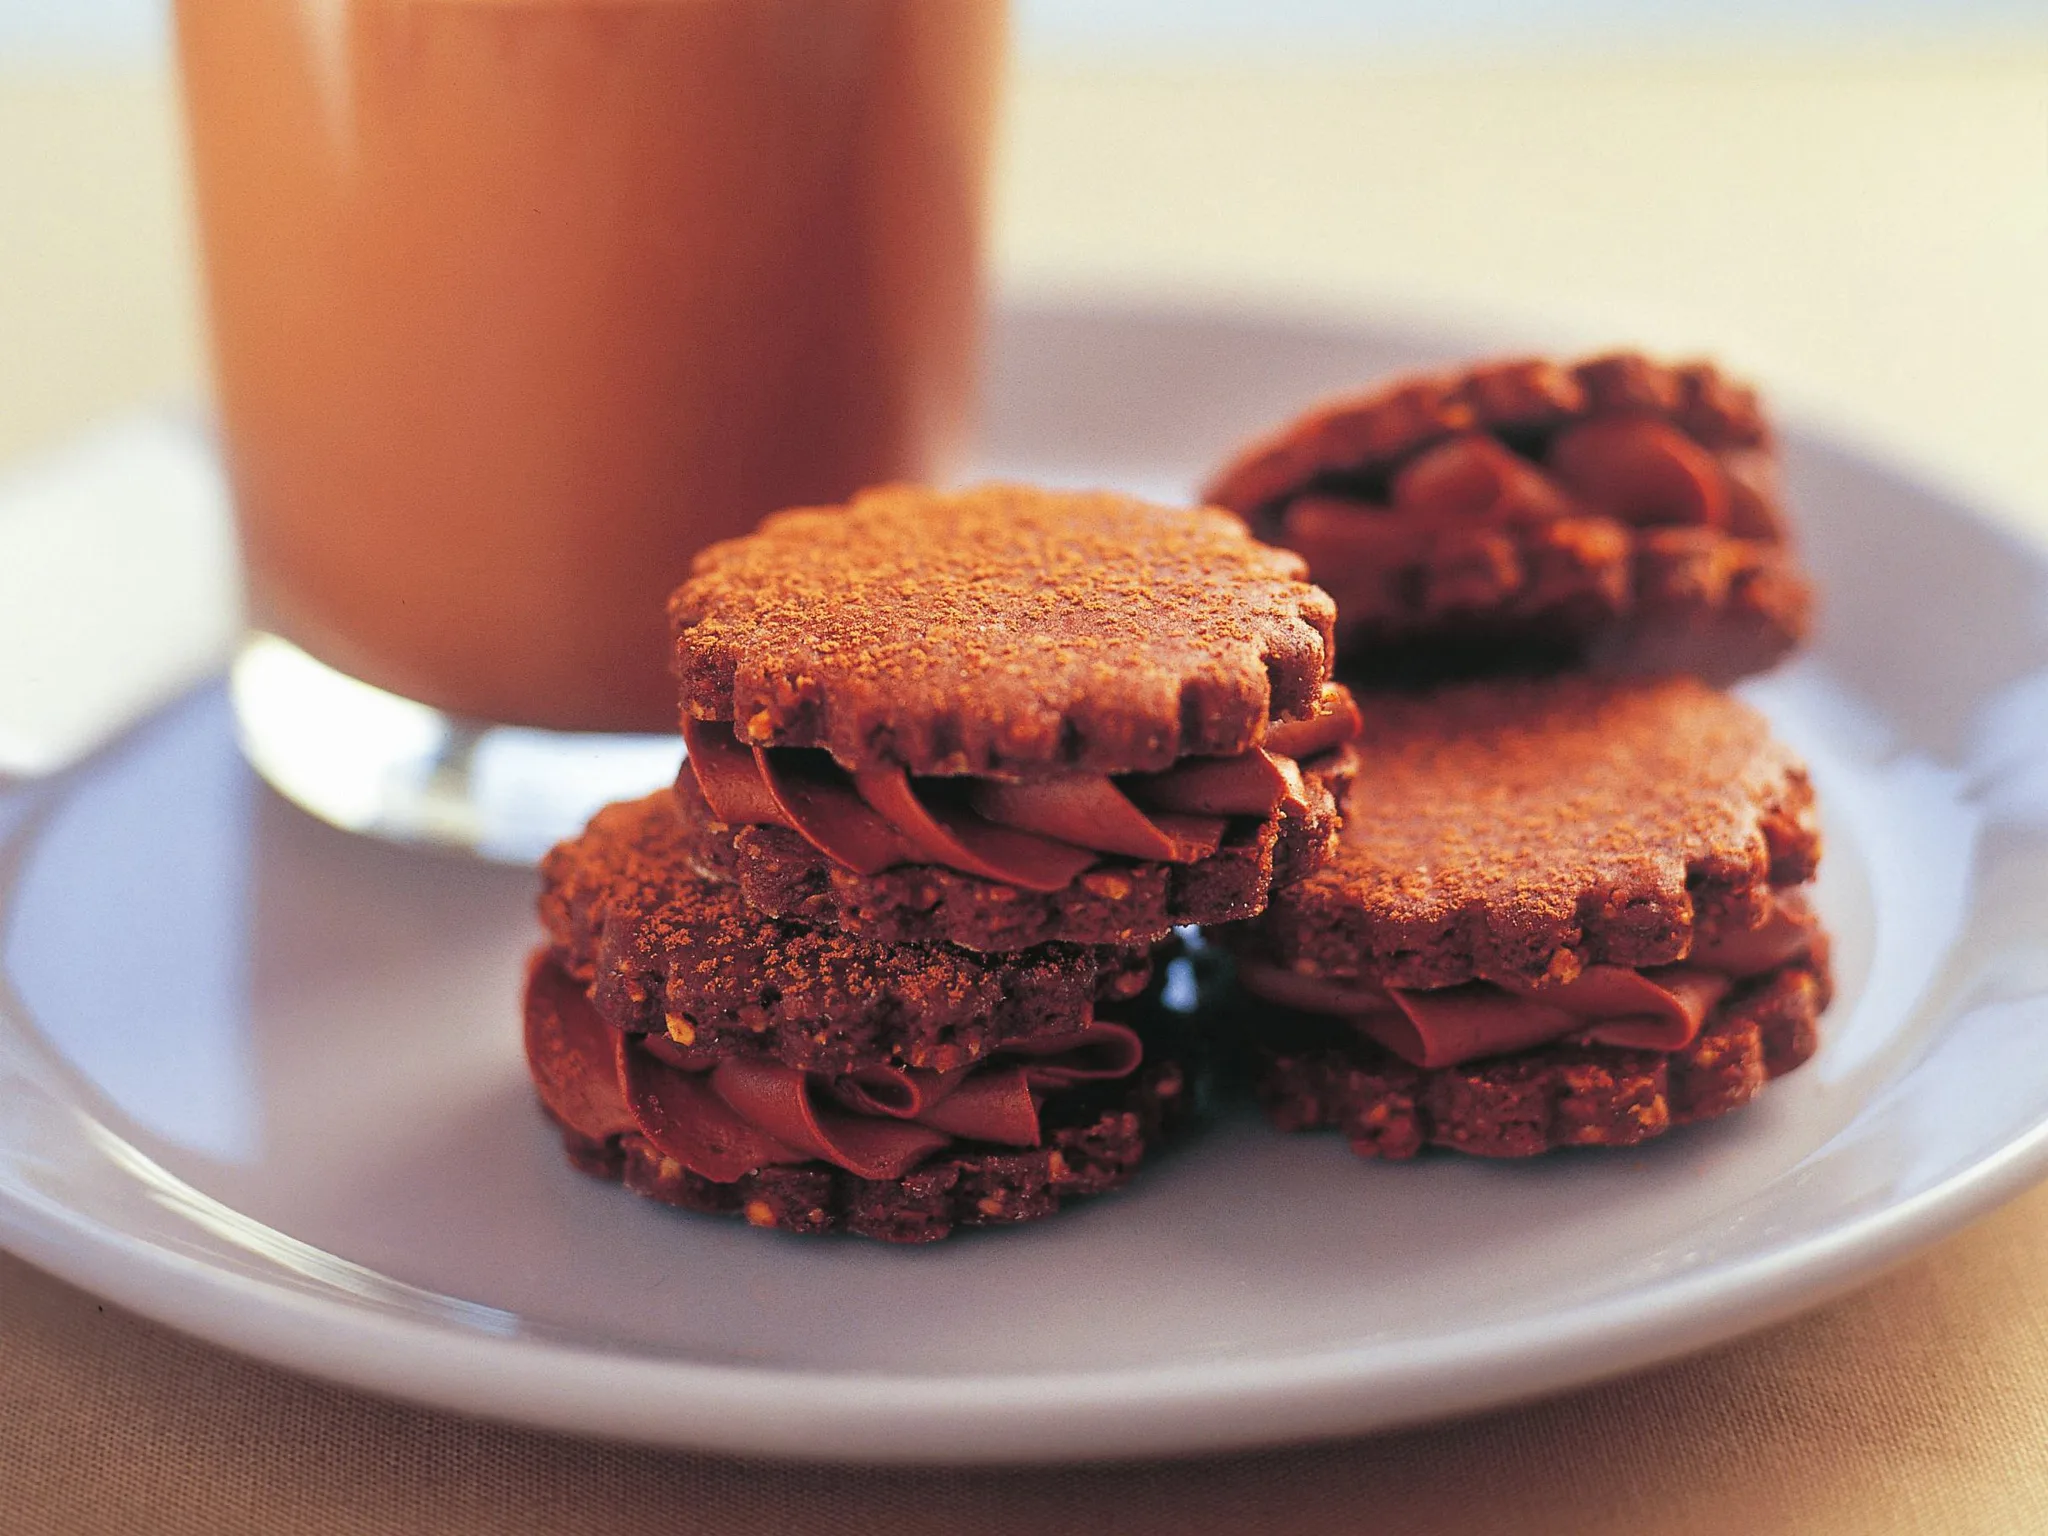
[175,0,1005,854]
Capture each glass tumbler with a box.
[175,0,1005,859]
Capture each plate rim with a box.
[5,1104,2048,1465]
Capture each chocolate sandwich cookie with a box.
[1215,675,1833,1158]
[540,792,1155,1074]
[666,482,1359,950]
[1203,352,1812,684]
[529,792,1195,1241]
[526,954,1193,1243]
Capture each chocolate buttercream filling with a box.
[1236,894,1818,1069]
[1279,416,1775,586]
[527,958,1145,1182]
[681,685,1362,891]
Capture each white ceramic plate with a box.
[4,304,2047,1465]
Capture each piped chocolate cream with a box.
[527,956,1146,1182]
[681,683,1363,892]
[1277,417,1762,624]
[1237,891,1820,1070]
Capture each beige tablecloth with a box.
[5,49,2048,1534]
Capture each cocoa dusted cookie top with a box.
[1201,352,1810,685]
[670,483,1337,777]
[1222,676,1821,989]
[539,793,1154,1075]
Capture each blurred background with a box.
[2,0,2045,515]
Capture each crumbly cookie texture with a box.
[1254,952,1830,1159]
[671,482,1336,776]
[540,793,1152,1074]
[1202,352,1810,684]
[1217,676,1820,990]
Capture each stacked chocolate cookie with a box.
[1203,352,1835,1159]
[1206,352,1812,684]
[524,484,1358,1239]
